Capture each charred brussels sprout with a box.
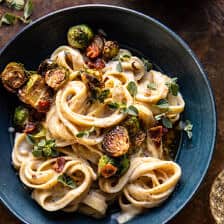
[32,138,58,158]
[1,62,28,93]
[45,67,68,90]
[67,25,94,49]
[102,126,129,157]
[98,154,130,178]
[123,116,140,137]
[37,59,58,75]
[18,74,52,112]
[13,106,29,129]
[98,155,117,178]
[103,41,119,60]
[123,116,146,147]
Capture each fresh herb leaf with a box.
[147,82,157,90]
[76,127,95,138]
[108,102,120,109]
[0,13,17,26]
[162,117,173,129]
[24,0,33,20]
[184,120,193,139]
[155,113,165,121]
[6,0,25,10]
[57,174,76,189]
[119,155,130,175]
[108,102,138,116]
[142,58,153,72]
[18,16,31,24]
[76,132,86,138]
[26,134,35,145]
[156,99,169,110]
[116,61,123,72]
[121,105,139,116]
[119,54,131,62]
[97,89,110,103]
[127,81,137,97]
[32,139,59,158]
[166,77,179,96]
[154,113,172,128]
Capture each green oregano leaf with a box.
[127,81,137,97]
[162,117,173,129]
[166,77,179,96]
[0,13,17,27]
[156,99,169,110]
[57,174,76,189]
[24,0,33,20]
[147,82,157,90]
[116,61,123,72]
[76,127,95,138]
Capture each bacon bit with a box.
[53,157,66,173]
[86,35,104,59]
[32,174,37,179]
[100,164,118,178]
[86,43,100,59]
[37,99,51,113]
[162,127,168,134]
[134,131,146,146]
[87,58,105,70]
[24,122,36,134]
[149,126,164,147]
[30,109,45,122]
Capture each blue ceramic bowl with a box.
[0,4,216,224]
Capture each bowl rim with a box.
[0,4,217,224]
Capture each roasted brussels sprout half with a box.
[18,74,52,112]
[13,106,29,129]
[32,138,58,158]
[123,116,146,147]
[103,41,119,60]
[26,124,46,143]
[123,116,140,137]
[81,72,102,91]
[45,67,68,90]
[1,62,28,93]
[98,155,117,178]
[98,154,130,178]
[67,24,94,49]
[37,59,58,75]
[102,126,129,157]
[86,35,105,59]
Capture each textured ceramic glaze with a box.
[0,5,216,224]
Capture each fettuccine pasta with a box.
[4,25,189,223]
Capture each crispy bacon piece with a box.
[100,163,118,178]
[86,35,104,59]
[87,58,105,70]
[86,43,100,59]
[148,125,164,147]
[53,157,66,173]
[24,122,37,134]
[37,99,51,113]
